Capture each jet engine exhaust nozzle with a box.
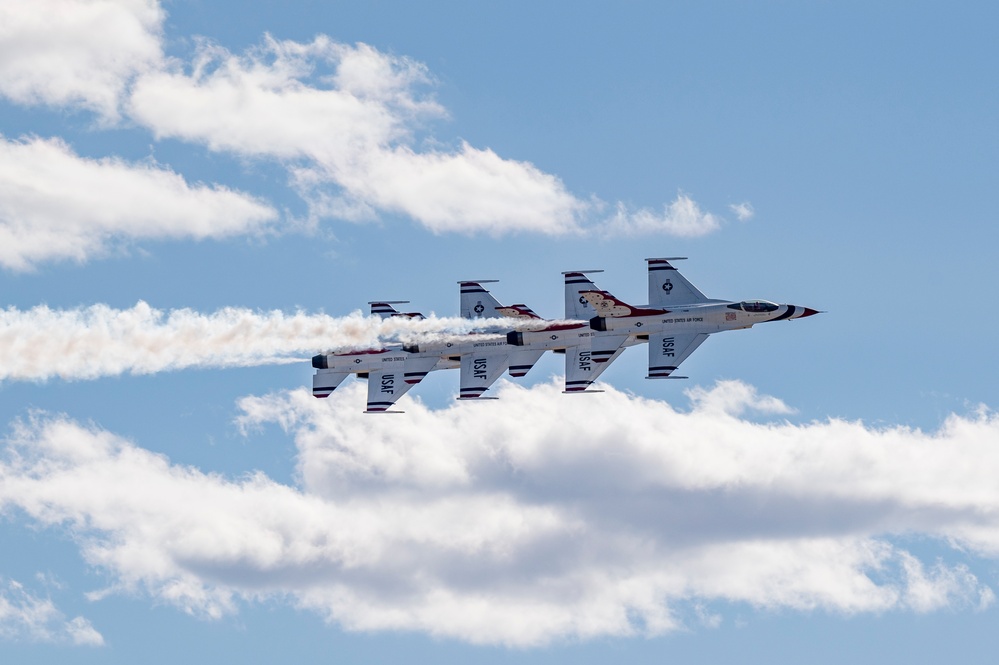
[590,316,608,332]
[311,354,328,370]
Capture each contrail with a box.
[0,301,551,382]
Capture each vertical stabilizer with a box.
[459,281,504,319]
[646,258,709,307]
[563,270,605,320]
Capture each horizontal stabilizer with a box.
[508,349,545,378]
[369,301,423,319]
[562,389,605,394]
[312,370,349,398]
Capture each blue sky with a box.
[2,1,999,662]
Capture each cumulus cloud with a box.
[0,2,729,241]
[729,201,754,221]
[125,31,730,239]
[605,193,723,237]
[2,381,997,646]
[128,36,587,236]
[0,135,277,271]
[0,0,163,119]
[0,579,103,646]
[0,301,528,382]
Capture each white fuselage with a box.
[591,301,809,336]
[403,332,508,360]
[315,345,459,375]
[506,322,645,353]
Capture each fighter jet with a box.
[401,281,546,400]
[584,258,819,380]
[504,270,644,393]
[310,301,444,413]
[311,258,819,411]
[312,285,547,411]
[459,280,548,381]
[508,258,819,388]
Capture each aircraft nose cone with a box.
[799,307,821,318]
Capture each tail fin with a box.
[459,280,504,319]
[369,301,424,320]
[646,258,709,306]
[563,270,605,320]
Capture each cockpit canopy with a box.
[727,300,779,313]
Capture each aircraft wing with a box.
[508,348,545,378]
[647,332,709,379]
[365,368,417,413]
[459,351,510,399]
[313,370,350,398]
[564,333,629,392]
[363,356,439,412]
[401,355,440,387]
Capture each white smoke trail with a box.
[0,301,553,382]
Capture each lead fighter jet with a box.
[583,257,819,380]
[507,258,819,388]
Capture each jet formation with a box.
[311,258,820,412]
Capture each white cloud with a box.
[2,380,997,646]
[605,193,722,237]
[729,201,754,221]
[0,579,103,646]
[0,0,163,119]
[0,135,278,271]
[128,36,587,236]
[0,2,728,241]
[0,301,523,382]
